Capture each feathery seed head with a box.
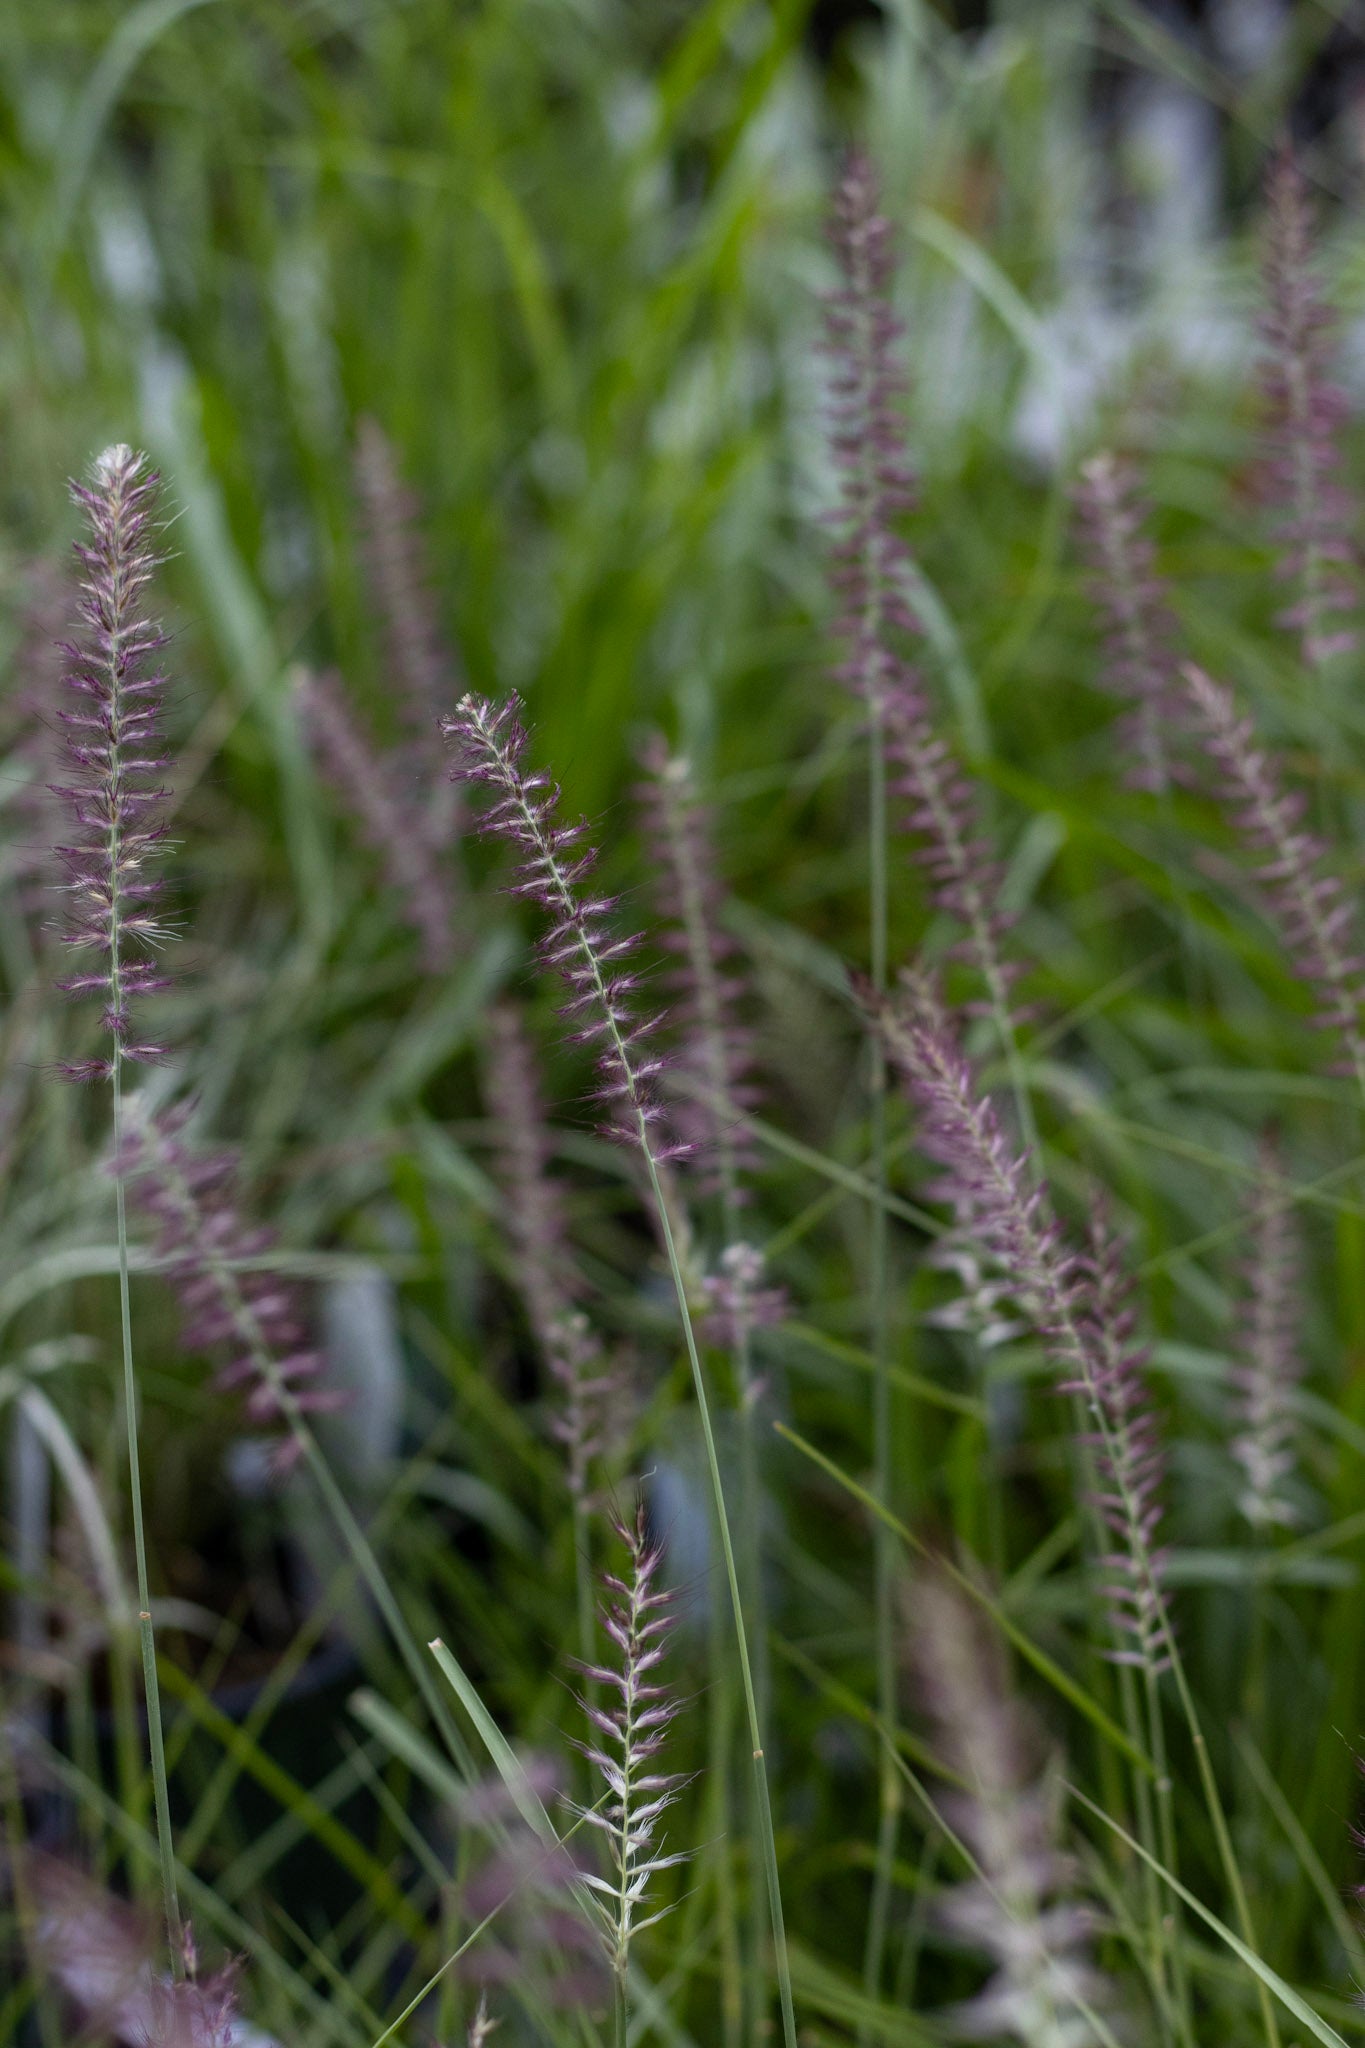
[635,735,760,1192]
[53,444,175,1081]
[1182,661,1365,1079]
[572,1500,689,1978]
[1232,1133,1306,1529]
[1069,1216,1170,1672]
[701,1240,787,1353]
[912,1570,1111,2048]
[297,664,457,972]
[824,148,920,721]
[444,691,686,1162]
[1074,449,1179,794]
[116,1104,345,1465]
[884,980,1171,1670]
[1256,144,1357,666]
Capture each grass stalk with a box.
[111,1060,183,1968]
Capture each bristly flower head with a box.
[116,1103,345,1466]
[1074,449,1180,795]
[912,1568,1112,2048]
[297,664,457,973]
[355,415,462,754]
[1256,143,1357,667]
[1069,1216,1170,1673]
[443,691,686,1162]
[823,147,920,721]
[1182,661,1365,1085]
[701,1240,786,1354]
[53,445,175,1081]
[573,1500,689,1981]
[1232,1133,1306,1530]
[885,677,1020,1029]
[30,1859,239,2048]
[882,977,1171,1672]
[635,736,760,1197]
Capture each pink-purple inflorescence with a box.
[823,148,919,723]
[299,664,457,973]
[1074,449,1180,796]
[117,1105,344,1465]
[483,999,623,1501]
[1232,1134,1306,1529]
[885,677,1019,1023]
[573,1501,688,1974]
[53,446,175,1082]
[912,1568,1111,2047]
[635,737,759,1194]
[882,980,1170,1670]
[1071,1217,1170,1673]
[1183,661,1365,1083]
[1256,145,1357,668]
[443,691,686,1163]
[825,158,1016,1027]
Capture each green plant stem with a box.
[112,1060,183,1969]
[1145,1663,1194,2048]
[863,687,900,2028]
[645,1152,798,2048]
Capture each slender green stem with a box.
[862,682,902,2030]
[112,1060,183,1968]
[644,1154,798,2048]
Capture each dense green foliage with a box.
[7,3,1365,2044]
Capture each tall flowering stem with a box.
[444,689,798,2048]
[52,445,182,1959]
[1183,661,1365,1096]
[575,1503,686,2042]
[1233,1136,1306,1533]
[636,735,780,2042]
[1074,451,1179,796]
[883,979,1277,2048]
[824,145,914,2005]
[912,1568,1114,2048]
[1257,145,1357,670]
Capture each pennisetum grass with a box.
[50,445,183,1964]
[822,146,912,2018]
[443,686,799,2048]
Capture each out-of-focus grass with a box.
[7,2,1365,2044]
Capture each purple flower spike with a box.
[117,1105,346,1467]
[1257,144,1357,667]
[635,737,759,1195]
[1232,1133,1306,1530]
[355,416,462,754]
[1183,661,1365,1082]
[571,1501,689,1979]
[52,446,175,1082]
[1074,450,1180,795]
[443,691,686,1163]
[823,148,920,720]
[911,1568,1113,2046]
[298,665,457,973]
[882,978,1171,1672]
[701,1240,787,1353]
[1070,1217,1170,1674]
[885,676,1019,1025]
